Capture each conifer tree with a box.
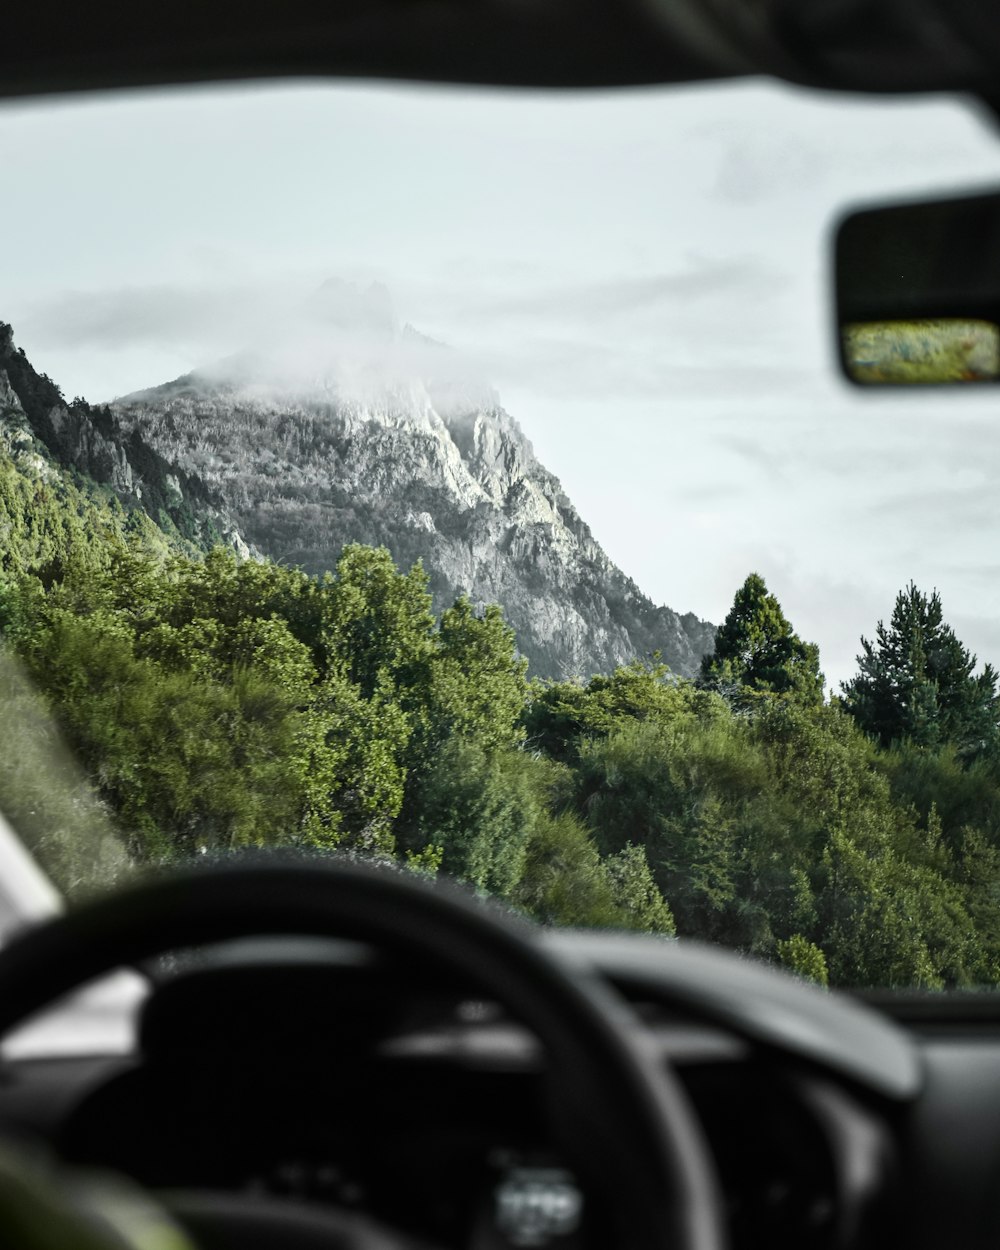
[842,582,999,759]
[700,573,824,705]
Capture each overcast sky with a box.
[3,78,1000,689]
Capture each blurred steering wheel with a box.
[0,858,727,1250]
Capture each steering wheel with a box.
[0,858,727,1250]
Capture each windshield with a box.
[2,79,1000,991]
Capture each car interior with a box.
[4,2,1000,1250]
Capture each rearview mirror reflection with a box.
[835,189,1000,386]
[842,318,1000,384]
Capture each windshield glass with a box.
[2,79,1000,991]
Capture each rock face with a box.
[0,367,52,480]
[107,291,715,679]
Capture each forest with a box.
[2,430,1000,990]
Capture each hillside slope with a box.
[0,321,249,559]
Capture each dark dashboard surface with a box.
[0,934,993,1250]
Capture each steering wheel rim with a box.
[0,857,726,1250]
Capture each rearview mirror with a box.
[835,190,1000,386]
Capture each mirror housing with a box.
[835,189,1000,385]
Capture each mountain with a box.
[0,321,250,558]
[1,298,715,678]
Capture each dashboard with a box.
[0,931,982,1250]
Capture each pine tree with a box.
[841,582,999,759]
[699,573,824,705]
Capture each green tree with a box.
[602,844,677,935]
[0,646,129,898]
[842,583,999,759]
[572,716,756,945]
[814,825,981,989]
[524,658,700,763]
[700,573,824,705]
[320,544,436,700]
[776,935,828,987]
[402,739,540,897]
[15,605,325,860]
[422,597,528,756]
[515,810,675,934]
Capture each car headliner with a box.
[3,0,1000,102]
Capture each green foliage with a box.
[0,439,538,878]
[6,442,1000,990]
[515,810,619,926]
[602,844,677,935]
[524,658,702,762]
[1,321,219,551]
[813,825,981,989]
[320,544,436,699]
[0,451,162,585]
[882,742,1000,850]
[842,582,1000,759]
[404,843,444,877]
[425,598,528,756]
[514,811,674,934]
[0,647,129,899]
[399,739,539,897]
[534,658,1000,986]
[572,715,771,947]
[776,935,828,986]
[700,572,824,705]
[15,606,319,860]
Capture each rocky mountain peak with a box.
[0,313,715,679]
[101,299,715,679]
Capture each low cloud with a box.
[18,280,310,355]
[17,257,798,408]
[16,277,497,403]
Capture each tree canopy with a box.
[6,434,1000,988]
[841,582,1000,759]
[699,573,824,705]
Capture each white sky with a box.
[3,78,1000,690]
